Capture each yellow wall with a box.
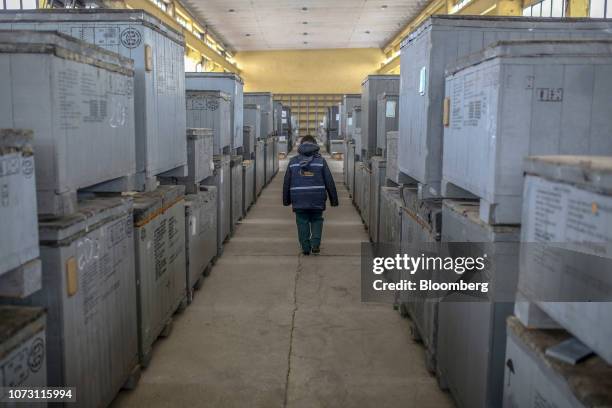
[235,48,385,94]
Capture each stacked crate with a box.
[398,186,442,372]
[340,94,361,140]
[186,90,232,155]
[160,128,213,194]
[244,92,274,139]
[0,30,137,216]
[242,160,255,214]
[515,156,612,366]
[185,73,244,153]
[385,131,401,185]
[437,199,520,408]
[132,186,186,367]
[368,156,386,242]
[255,138,266,197]
[360,75,399,161]
[243,106,261,160]
[503,316,612,408]
[184,186,217,301]
[230,155,244,232]
[0,10,189,194]
[398,15,612,199]
[434,37,612,408]
[0,30,143,406]
[203,155,231,257]
[0,130,41,299]
[376,93,399,158]
[378,187,404,245]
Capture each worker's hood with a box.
[297,142,320,156]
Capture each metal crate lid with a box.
[186,72,244,84]
[446,39,612,75]
[186,128,213,140]
[0,129,33,155]
[524,155,612,193]
[132,185,185,224]
[0,9,184,45]
[39,196,133,244]
[0,30,134,75]
[0,306,45,346]
[361,74,400,86]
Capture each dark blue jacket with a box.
[283,143,339,211]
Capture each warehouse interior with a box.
[1,0,611,407]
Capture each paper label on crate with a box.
[282,118,287,124]
[282,110,287,118]
[348,118,353,126]
[336,114,340,121]
[385,101,396,118]
[191,215,197,236]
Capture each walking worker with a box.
[282,135,339,255]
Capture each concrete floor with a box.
[112,153,454,408]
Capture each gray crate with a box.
[376,93,399,155]
[242,160,254,213]
[244,92,274,138]
[203,155,231,255]
[0,306,46,396]
[186,90,231,155]
[443,40,612,224]
[265,138,274,185]
[361,164,371,226]
[243,104,261,158]
[242,126,255,161]
[341,94,360,138]
[399,15,612,196]
[439,199,520,408]
[273,101,283,136]
[230,155,243,229]
[0,30,136,216]
[133,186,185,366]
[518,155,612,364]
[327,105,340,140]
[361,75,400,159]
[503,316,612,408]
[160,128,213,194]
[255,140,265,196]
[0,130,41,298]
[346,141,356,196]
[379,187,403,244]
[186,73,243,150]
[184,187,217,295]
[369,157,386,242]
[272,136,279,175]
[385,131,400,185]
[0,10,188,192]
[352,108,363,158]
[278,138,289,155]
[32,196,137,407]
[398,187,442,372]
[329,140,345,156]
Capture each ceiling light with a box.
[301,6,308,11]
[365,30,371,34]
[381,4,388,8]
[245,33,251,36]
[228,8,235,12]
[302,21,308,24]
[303,41,308,44]
[303,32,308,35]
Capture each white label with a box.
[348,118,353,126]
[385,101,396,118]
[282,118,287,124]
[282,110,287,118]
[191,215,197,236]
[419,66,427,96]
[336,114,340,121]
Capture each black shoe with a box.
[302,250,311,256]
[311,247,320,255]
